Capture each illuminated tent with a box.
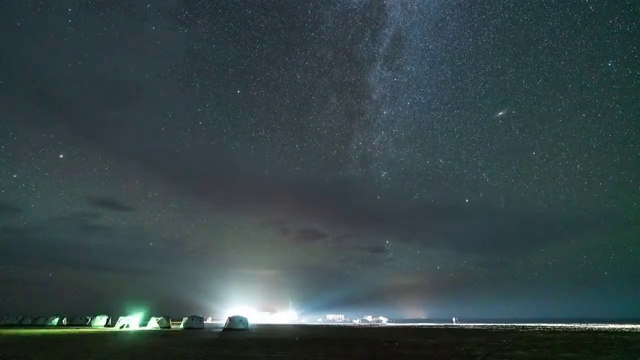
[20,317,35,326]
[34,317,47,326]
[114,316,126,329]
[90,315,111,327]
[45,317,62,326]
[146,317,171,329]
[223,315,249,331]
[114,314,143,329]
[180,315,205,329]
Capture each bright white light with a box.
[222,306,298,324]
[224,305,258,322]
[495,108,509,118]
[119,312,144,330]
[271,310,298,324]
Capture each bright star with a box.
[495,108,509,118]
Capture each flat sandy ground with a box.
[1,324,639,359]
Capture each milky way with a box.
[0,0,638,318]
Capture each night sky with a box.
[1,0,638,319]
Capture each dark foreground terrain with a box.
[1,324,639,359]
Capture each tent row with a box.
[0,315,207,330]
[0,314,249,331]
[0,316,94,327]
[111,315,207,330]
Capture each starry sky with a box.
[0,0,638,319]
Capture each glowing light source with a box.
[222,305,298,324]
[114,312,144,330]
[224,305,258,322]
[130,312,144,329]
[270,310,298,324]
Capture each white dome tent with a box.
[147,317,172,329]
[180,315,205,330]
[114,314,143,329]
[224,315,249,331]
[90,315,111,328]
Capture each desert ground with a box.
[1,324,639,359]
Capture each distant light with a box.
[123,312,144,330]
[388,323,640,331]
[59,154,64,159]
[224,305,257,322]
[223,305,298,324]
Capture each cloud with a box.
[123,148,624,260]
[336,243,393,269]
[0,212,181,278]
[237,268,282,277]
[86,196,135,212]
[49,211,113,235]
[50,211,103,223]
[81,154,627,262]
[291,228,328,243]
[357,244,388,256]
[276,189,628,258]
[0,201,22,217]
[332,233,355,243]
[0,224,34,241]
[263,218,291,236]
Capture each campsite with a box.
[1,323,639,358]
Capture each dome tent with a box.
[90,315,111,327]
[180,315,204,330]
[114,314,144,329]
[223,315,249,331]
[45,316,62,326]
[147,317,171,329]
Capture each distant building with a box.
[326,314,345,322]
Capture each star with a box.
[495,108,509,118]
